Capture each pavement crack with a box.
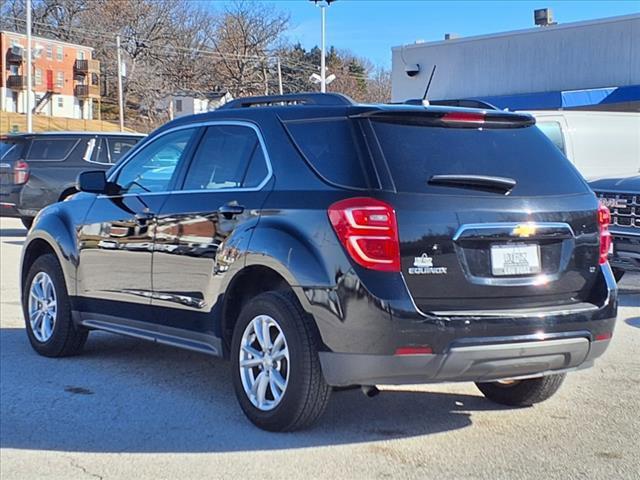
[68,458,104,480]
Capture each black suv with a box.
[1,131,144,228]
[590,175,640,280]
[19,94,617,431]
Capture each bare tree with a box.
[210,1,289,97]
[365,67,392,103]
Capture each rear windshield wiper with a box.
[428,174,516,194]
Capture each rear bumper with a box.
[301,263,617,386]
[0,188,24,218]
[0,201,20,217]
[320,335,611,386]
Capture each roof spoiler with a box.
[351,109,535,129]
[399,98,500,110]
[220,92,354,109]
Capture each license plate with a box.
[491,243,541,276]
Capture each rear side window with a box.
[371,122,586,196]
[182,125,269,191]
[284,118,369,189]
[27,138,78,161]
[537,121,566,154]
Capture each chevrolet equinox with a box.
[20,93,617,431]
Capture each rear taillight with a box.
[597,203,612,265]
[13,160,29,185]
[328,197,400,272]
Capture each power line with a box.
[1,14,378,82]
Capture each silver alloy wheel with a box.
[28,272,57,342]
[239,314,290,411]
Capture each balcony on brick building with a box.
[75,84,100,98]
[74,59,100,76]
[7,75,27,89]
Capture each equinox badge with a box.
[408,253,447,275]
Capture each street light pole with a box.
[116,34,124,132]
[26,0,33,132]
[310,0,335,93]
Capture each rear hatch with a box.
[0,137,27,195]
[362,108,601,312]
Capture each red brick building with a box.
[1,31,100,119]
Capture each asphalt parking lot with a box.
[0,216,638,480]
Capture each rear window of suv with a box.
[371,122,586,196]
[27,138,78,161]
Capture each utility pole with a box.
[320,3,326,93]
[116,35,124,132]
[277,57,283,95]
[26,0,33,132]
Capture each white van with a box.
[525,110,640,180]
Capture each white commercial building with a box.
[391,14,640,111]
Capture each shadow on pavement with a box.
[625,317,640,329]
[619,294,640,307]
[0,228,26,237]
[1,240,24,246]
[0,327,508,453]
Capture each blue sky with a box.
[212,0,639,67]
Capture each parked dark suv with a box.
[1,131,144,228]
[590,175,640,281]
[19,94,617,431]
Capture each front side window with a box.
[34,68,42,85]
[56,71,64,88]
[182,125,268,191]
[56,46,63,61]
[175,99,182,112]
[46,44,52,59]
[57,97,64,108]
[115,128,195,194]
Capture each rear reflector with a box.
[597,203,612,265]
[441,112,486,124]
[328,197,401,272]
[395,346,433,355]
[595,333,612,341]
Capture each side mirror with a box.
[77,170,108,194]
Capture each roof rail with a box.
[220,92,354,109]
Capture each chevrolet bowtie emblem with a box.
[512,224,537,238]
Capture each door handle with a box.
[218,203,245,219]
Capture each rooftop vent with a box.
[534,8,556,26]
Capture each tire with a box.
[612,268,625,282]
[230,291,331,431]
[21,216,34,230]
[23,254,88,357]
[476,373,566,407]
